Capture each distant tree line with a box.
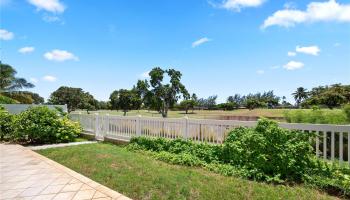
[292,84,350,109]
[2,63,349,117]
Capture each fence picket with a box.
[331,131,335,161]
[323,132,327,160]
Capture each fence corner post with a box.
[183,116,189,139]
[136,115,142,137]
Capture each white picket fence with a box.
[70,113,350,164]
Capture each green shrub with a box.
[13,106,82,144]
[0,108,14,141]
[222,119,314,182]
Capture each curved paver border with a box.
[0,144,132,200]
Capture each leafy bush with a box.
[221,119,314,182]
[11,106,82,144]
[284,109,348,124]
[0,107,14,141]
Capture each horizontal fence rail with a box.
[70,113,350,164]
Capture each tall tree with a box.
[179,93,197,114]
[227,94,243,108]
[109,90,120,110]
[197,95,218,110]
[118,89,140,116]
[0,63,34,92]
[148,67,189,117]
[48,86,97,112]
[133,80,150,110]
[292,87,308,108]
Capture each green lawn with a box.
[37,143,340,200]
[73,109,291,119]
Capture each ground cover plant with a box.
[38,143,340,200]
[128,119,350,197]
[0,106,82,144]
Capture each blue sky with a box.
[1,0,350,103]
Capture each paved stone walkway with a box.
[0,144,131,200]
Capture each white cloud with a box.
[42,15,61,22]
[220,0,266,11]
[28,0,65,13]
[287,51,296,56]
[262,0,350,29]
[44,49,79,62]
[42,75,57,82]
[334,42,341,47]
[296,45,320,56]
[192,37,211,48]
[18,46,35,54]
[0,29,14,40]
[30,78,38,83]
[140,71,150,78]
[283,61,304,70]
[270,65,280,69]
[256,70,265,74]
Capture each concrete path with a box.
[28,141,98,150]
[0,143,131,200]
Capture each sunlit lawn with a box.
[73,109,291,119]
[37,143,340,200]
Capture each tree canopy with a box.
[144,67,189,117]
[0,63,34,92]
[48,86,98,112]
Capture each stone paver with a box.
[0,144,132,200]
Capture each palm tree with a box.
[292,87,308,108]
[0,63,34,93]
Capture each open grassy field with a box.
[73,109,288,119]
[37,143,340,200]
[72,108,344,121]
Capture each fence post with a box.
[105,114,109,136]
[183,116,189,139]
[94,113,100,140]
[136,115,141,137]
[78,112,82,123]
